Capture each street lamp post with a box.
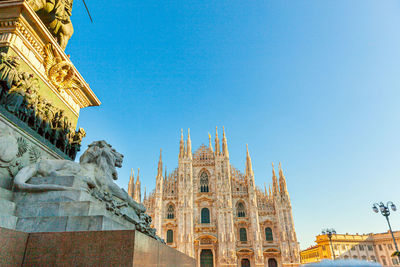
[322,228,336,260]
[372,201,400,262]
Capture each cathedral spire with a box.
[134,168,141,203]
[187,128,192,159]
[184,140,187,158]
[279,162,288,195]
[264,182,268,196]
[222,126,229,158]
[208,132,213,152]
[157,149,163,178]
[215,127,220,156]
[246,144,254,178]
[179,129,184,158]
[272,162,279,195]
[128,168,135,198]
[164,165,167,181]
[269,184,272,199]
[144,186,147,201]
[136,168,140,184]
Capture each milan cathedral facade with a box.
[141,128,300,267]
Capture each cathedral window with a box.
[265,227,273,241]
[201,208,210,223]
[239,228,247,242]
[200,172,209,192]
[167,229,173,243]
[167,205,174,219]
[237,202,246,217]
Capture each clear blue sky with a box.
[67,1,400,249]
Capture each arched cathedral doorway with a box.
[200,249,213,267]
[241,258,250,267]
[268,258,277,267]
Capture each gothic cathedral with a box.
[139,128,300,267]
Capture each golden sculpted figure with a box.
[28,0,74,49]
[43,44,80,91]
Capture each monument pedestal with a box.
[0,227,196,267]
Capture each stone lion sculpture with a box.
[13,140,145,214]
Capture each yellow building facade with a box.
[300,231,400,266]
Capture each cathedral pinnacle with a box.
[157,149,163,177]
[278,162,288,195]
[272,162,279,195]
[179,129,184,158]
[128,168,135,198]
[134,168,141,203]
[215,127,220,156]
[208,132,213,152]
[136,168,140,184]
[245,144,253,177]
[187,128,192,159]
[222,126,229,158]
[269,185,272,199]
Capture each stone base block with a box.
[0,227,196,267]
[0,187,13,201]
[15,200,108,218]
[0,198,16,215]
[0,227,28,267]
[16,215,131,233]
[14,190,94,204]
[0,215,17,229]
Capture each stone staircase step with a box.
[16,215,132,233]
[0,187,13,201]
[0,215,17,230]
[0,198,16,215]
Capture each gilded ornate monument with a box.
[0,0,100,229]
[0,1,195,265]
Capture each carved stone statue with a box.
[14,140,146,215]
[0,52,85,160]
[28,0,74,49]
[0,52,20,89]
[5,72,38,116]
[69,127,85,159]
